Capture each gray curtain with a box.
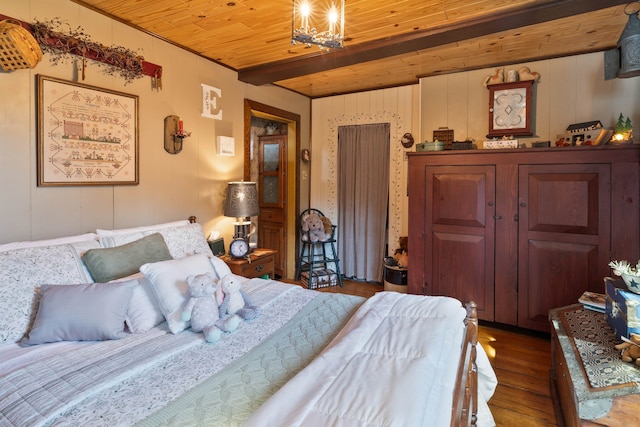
[337,123,390,282]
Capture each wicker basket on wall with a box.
[0,19,42,72]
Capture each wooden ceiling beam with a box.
[238,0,628,86]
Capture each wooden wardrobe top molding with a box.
[407,144,640,161]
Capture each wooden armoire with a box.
[407,145,640,332]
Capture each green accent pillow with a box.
[82,233,173,282]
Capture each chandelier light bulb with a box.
[300,1,310,30]
[328,3,338,34]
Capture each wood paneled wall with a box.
[310,85,419,254]
[310,52,639,257]
[421,53,640,146]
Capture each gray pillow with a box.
[21,280,136,346]
[82,233,172,282]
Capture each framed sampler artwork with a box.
[37,75,139,186]
[487,80,534,138]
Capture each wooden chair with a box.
[295,208,343,289]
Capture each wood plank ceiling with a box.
[72,0,633,98]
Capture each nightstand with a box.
[549,304,640,426]
[220,248,276,279]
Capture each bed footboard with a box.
[450,301,479,427]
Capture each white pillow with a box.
[96,220,190,237]
[111,273,165,333]
[0,233,98,252]
[0,241,100,345]
[99,223,213,260]
[21,280,136,346]
[154,223,213,259]
[140,254,217,334]
[209,255,233,278]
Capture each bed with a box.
[0,220,497,427]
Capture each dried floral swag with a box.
[31,17,144,83]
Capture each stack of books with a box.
[578,291,606,313]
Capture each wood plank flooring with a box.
[297,279,558,426]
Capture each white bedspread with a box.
[245,292,497,427]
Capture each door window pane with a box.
[262,176,279,204]
[263,144,280,172]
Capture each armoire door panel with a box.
[431,172,488,227]
[426,165,495,321]
[526,171,603,235]
[432,232,492,319]
[518,163,611,331]
[519,239,598,327]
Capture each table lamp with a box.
[224,181,259,257]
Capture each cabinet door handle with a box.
[493,215,502,220]
[514,213,519,221]
[256,264,264,272]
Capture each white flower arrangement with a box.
[609,260,640,294]
[609,260,640,277]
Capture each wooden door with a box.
[425,165,496,321]
[518,164,611,331]
[258,135,287,277]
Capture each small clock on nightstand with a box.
[229,237,250,259]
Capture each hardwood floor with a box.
[479,324,557,426]
[295,279,558,426]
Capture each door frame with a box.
[243,99,301,278]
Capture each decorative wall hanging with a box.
[400,133,414,148]
[0,14,162,87]
[31,17,145,83]
[201,83,222,120]
[37,75,139,186]
[487,80,534,138]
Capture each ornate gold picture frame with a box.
[37,75,139,186]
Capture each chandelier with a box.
[291,0,345,49]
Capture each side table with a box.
[549,304,640,426]
[220,248,276,279]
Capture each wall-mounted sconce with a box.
[164,115,191,154]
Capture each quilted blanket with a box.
[137,292,364,426]
[0,280,363,427]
